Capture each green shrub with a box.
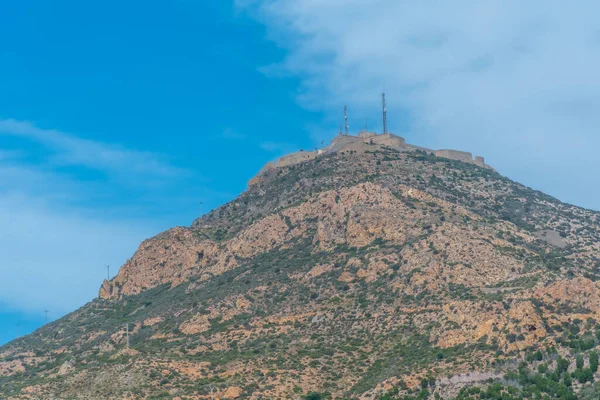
[590,351,599,372]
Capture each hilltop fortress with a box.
[249,130,492,186]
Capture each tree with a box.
[580,337,595,350]
[563,372,572,387]
[577,368,594,383]
[590,351,599,372]
[556,357,570,375]
[303,393,322,400]
[577,354,584,369]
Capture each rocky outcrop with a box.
[535,277,600,316]
[434,300,546,350]
[101,182,431,298]
[103,180,493,299]
[222,386,243,399]
[99,227,222,299]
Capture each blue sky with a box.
[0,0,321,344]
[2,1,600,345]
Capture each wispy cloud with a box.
[259,141,300,154]
[0,193,151,314]
[0,150,24,162]
[0,119,194,318]
[239,0,600,210]
[0,119,186,180]
[221,128,247,140]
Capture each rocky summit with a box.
[1,138,600,399]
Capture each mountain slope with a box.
[2,142,600,399]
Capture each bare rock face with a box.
[507,301,547,349]
[535,277,600,318]
[222,386,243,399]
[99,227,221,299]
[101,182,436,299]
[58,360,75,376]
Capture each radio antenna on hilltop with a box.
[106,265,110,281]
[344,106,349,135]
[44,310,49,324]
[382,92,388,134]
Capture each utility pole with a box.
[200,201,204,216]
[44,310,49,324]
[106,265,110,281]
[344,106,349,135]
[382,92,388,134]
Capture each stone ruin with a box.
[249,131,491,186]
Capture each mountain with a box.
[2,132,600,399]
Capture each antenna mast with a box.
[44,310,49,324]
[344,106,349,135]
[382,93,388,134]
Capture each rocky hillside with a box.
[2,143,600,399]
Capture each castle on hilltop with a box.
[249,94,491,186]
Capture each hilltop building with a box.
[249,131,491,186]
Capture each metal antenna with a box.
[382,92,388,134]
[344,106,349,135]
[106,265,110,281]
[200,201,204,216]
[44,310,49,324]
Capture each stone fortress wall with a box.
[249,131,491,186]
[277,150,319,167]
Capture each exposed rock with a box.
[535,229,567,248]
[58,360,75,376]
[221,385,242,399]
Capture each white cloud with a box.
[260,141,298,153]
[0,193,151,314]
[0,119,185,180]
[0,150,23,161]
[222,128,247,140]
[239,0,600,210]
[0,162,158,315]
[0,120,185,317]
